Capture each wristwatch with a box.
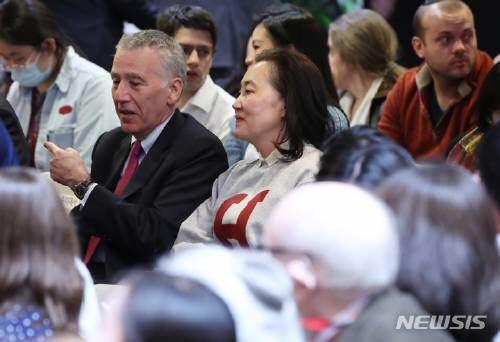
[72,178,94,200]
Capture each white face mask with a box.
[9,52,52,87]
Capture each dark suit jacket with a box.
[0,94,30,166]
[73,111,228,282]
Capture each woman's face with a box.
[0,39,53,72]
[327,37,351,91]
[233,61,285,148]
[245,24,276,66]
[0,39,56,87]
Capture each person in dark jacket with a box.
[0,93,29,165]
[42,0,158,70]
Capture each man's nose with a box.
[113,82,131,102]
[453,39,466,53]
[187,49,199,65]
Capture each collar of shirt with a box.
[311,295,370,342]
[131,110,174,156]
[415,64,472,99]
[243,141,291,167]
[52,46,79,94]
[243,141,312,168]
[181,75,216,115]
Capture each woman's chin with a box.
[234,129,248,142]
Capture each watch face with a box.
[73,180,91,200]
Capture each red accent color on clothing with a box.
[58,105,73,114]
[213,190,270,246]
[378,51,493,160]
[84,141,142,265]
[302,317,331,332]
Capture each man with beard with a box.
[378,0,493,159]
[157,5,235,140]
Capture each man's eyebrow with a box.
[111,72,146,81]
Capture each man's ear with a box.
[286,259,318,290]
[166,77,183,106]
[412,36,425,59]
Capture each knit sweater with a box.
[174,145,320,248]
[378,51,493,159]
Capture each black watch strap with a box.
[72,179,94,200]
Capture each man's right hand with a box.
[44,141,90,188]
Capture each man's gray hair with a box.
[264,182,399,295]
[116,29,187,85]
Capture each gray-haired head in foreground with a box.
[264,182,399,295]
[116,29,187,85]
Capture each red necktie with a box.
[83,141,142,264]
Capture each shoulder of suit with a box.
[95,127,129,150]
[176,111,221,141]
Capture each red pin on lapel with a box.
[59,105,72,115]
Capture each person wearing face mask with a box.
[0,0,119,171]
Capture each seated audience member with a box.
[0,93,29,165]
[45,30,228,284]
[159,246,304,342]
[157,5,234,140]
[224,4,347,165]
[263,182,453,341]
[378,0,493,160]
[0,0,119,171]
[476,122,500,217]
[98,272,236,342]
[447,62,500,171]
[174,49,331,248]
[154,0,281,88]
[329,9,404,127]
[378,164,500,341]
[0,168,99,340]
[0,119,18,166]
[317,126,414,188]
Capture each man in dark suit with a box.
[45,30,228,283]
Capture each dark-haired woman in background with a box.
[378,164,500,342]
[224,4,347,165]
[175,49,331,248]
[317,126,414,188]
[0,0,118,171]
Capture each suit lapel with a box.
[119,111,185,199]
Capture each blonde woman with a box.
[329,9,404,127]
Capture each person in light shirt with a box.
[174,49,332,248]
[157,5,234,140]
[0,0,119,171]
